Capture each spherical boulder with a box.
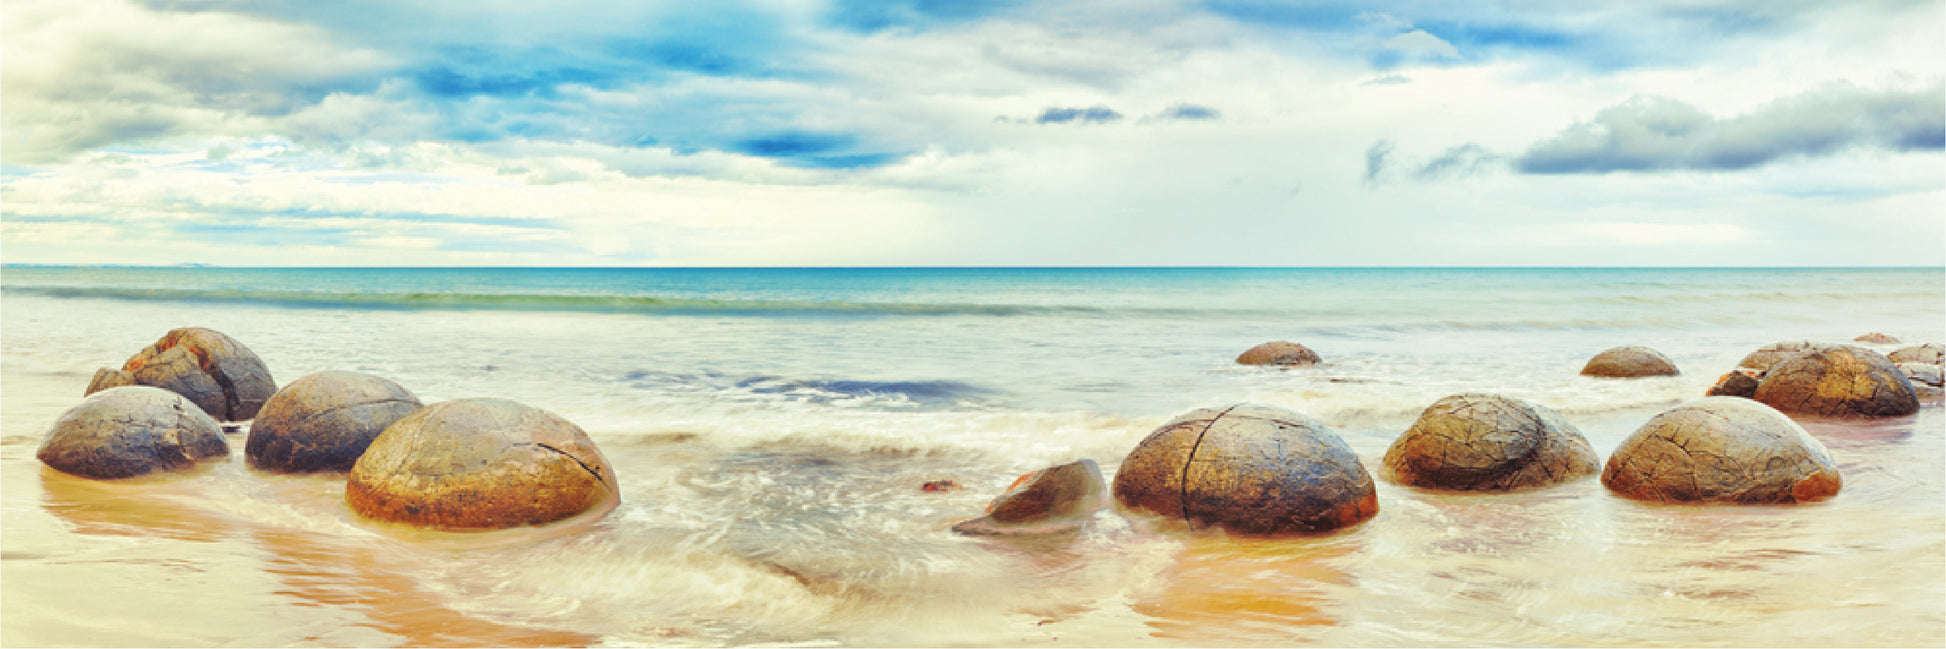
[84,368,135,396]
[1580,346,1680,377]
[953,459,1108,535]
[1381,394,1599,492]
[1706,368,1762,398]
[1601,397,1840,504]
[1113,404,1376,535]
[246,371,424,474]
[1735,341,1839,374]
[1235,341,1321,367]
[347,398,620,530]
[1752,344,1918,417]
[37,386,228,479]
[1854,333,1899,344]
[119,328,276,421]
[1888,343,1943,365]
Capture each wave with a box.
[2,285,1109,318]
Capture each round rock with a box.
[1601,397,1840,504]
[1235,341,1321,367]
[347,398,620,530]
[1887,343,1943,365]
[1735,341,1840,374]
[1113,404,1376,535]
[952,459,1108,535]
[1382,394,1599,492]
[246,371,424,474]
[1706,368,1762,398]
[1580,346,1680,377]
[120,328,277,421]
[37,386,228,479]
[1752,344,1918,417]
[1854,333,1899,344]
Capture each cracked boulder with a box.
[116,328,277,422]
[1735,341,1840,374]
[1706,368,1762,398]
[1752,344,1918,417]
[347,398,620,530]
[1381,394,1599,492]
[1897,363,1943,388]
[953,459,1108,535]
[1580,346,1680,377]
[37,386,228,479]
[1235,341,1322,367]
[1887,343,1943,365]
[1602,397,1841,504]
[246,370,424,474]
[1113,404,1376,536]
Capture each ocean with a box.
[2,266,1941,646]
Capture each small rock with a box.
[347,398,620,530]
[1580,346,1680,377]
[1854,333,1900,344]
[84,368,136,396]
[921,480,958,492]
[37,386,228,479]
[246,370,423,473]
[1735,341,1840,374]
[1602,397,1840,504]
[1113,404,1376,535]
[1235,341,1321,367]
[1752,344,1918,417]
[118,328,277,421]
[1888,343,1944,366]
[953,459,1108,535]
[1706,368,1762,398]
[1382,394,1599,492]
[1897,363,1943,388]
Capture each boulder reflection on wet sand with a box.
[1133,535,1351,644]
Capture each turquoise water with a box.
[2,266,1942,646]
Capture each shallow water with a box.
[2,267,1942,646]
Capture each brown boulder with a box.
[1706,368,1762,398]
[246,371,424,473]
[118,328,276,421]
[347,398,619,530]
[84,368,136,396]
[1888,343,1943,365]
[1601,397,1840,504]
[37,386,228,479]
[1735,341,1840,374]
[1381,394,1599,492]
[1235,341,1321,367]
[1113,404,1376,535]
[1580,346,1680,377]
[952,459,1108,535]
[1752,344,1918,417]
[1854,333,1899,344]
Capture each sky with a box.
[2,0,1942,267]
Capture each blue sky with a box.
[2,0,1941,266]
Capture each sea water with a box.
[1,267,1941,646]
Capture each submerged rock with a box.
[37,386,228,479]
[346,398,619,530]
[1382,394,1599,492]
[118,328,276,421]
[1888,343,1944,365]
[1235,341,1321,367]
[84,368,136,396]
[1580,346,1680,377]
[1855,333,1900,344]
[1752,345,1918,417]
[1113,404,1376,535]
[953,459,1108,535]
[1706,368,1762,398]
[1736,341,1840,374]
[246,370,423,473]
[1602,397,1840,504]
